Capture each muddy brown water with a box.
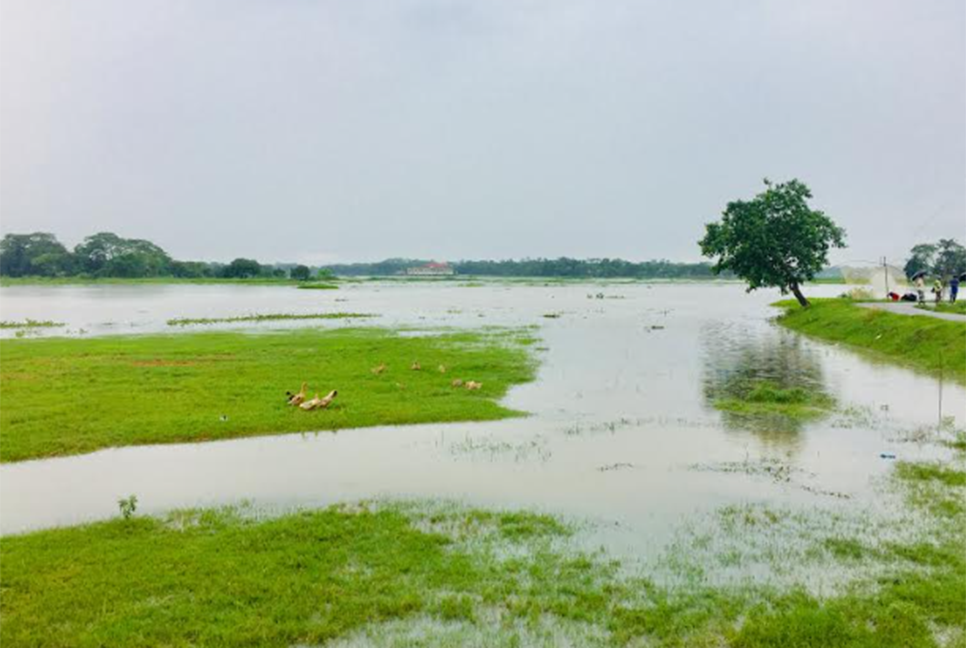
[0,281,962,559]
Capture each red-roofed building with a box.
[405,262,455,276]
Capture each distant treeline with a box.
[322,258,728,279]
[0,232,324,281]
[2,231,731,281]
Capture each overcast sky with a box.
[1,0,963,265]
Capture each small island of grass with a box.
[0,327,537,462]
[166,312,375,326]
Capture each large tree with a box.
[74,232,172,277]
[0,233,73,277]
[903,243,937,280]
[933,239,966,279]
[290,264,311,281]
[221,258,262,279]
[699,179,846,307]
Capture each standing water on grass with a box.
[1,281,962,572]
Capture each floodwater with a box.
[0,281,962,559]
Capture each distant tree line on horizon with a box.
[0,232,320,281]
[321,257,729,279]
[4,230,963,282]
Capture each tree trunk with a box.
[790,281,810,308]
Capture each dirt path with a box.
[857,301,966,322]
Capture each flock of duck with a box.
[284,361,483,413]
[285,383,337,410]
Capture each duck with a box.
[411,361,421,371]
[287,382,308,406]
[465,381,483,390]
[318,390,338,409]
[299,393,322,411]
[451,379,464,388]
[371,363,387,375]
[438,364,447,373]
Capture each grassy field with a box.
[775,299,966,384]
[0,328,537,462]
[1,443,962,648]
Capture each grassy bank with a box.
[2,443,963,647]
[0,327,537,462]
[0,276,337,288]
[775,299,966,384]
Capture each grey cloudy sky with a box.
[1,0,963,265]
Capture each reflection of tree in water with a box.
[701,322,834,448]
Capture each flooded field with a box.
[0,280,962,568]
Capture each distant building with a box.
[405,262,455,276]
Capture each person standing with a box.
[950,276,960,303]
[933,278,943,304]
[915,274,926,303]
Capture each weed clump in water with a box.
[712,379,836,418]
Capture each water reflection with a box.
[701,322,833,449]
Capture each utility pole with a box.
[882,256,889,296]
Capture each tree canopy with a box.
[904,239,966,280]
[699,179,846,307]
[0,233,73,277]
[0,231,324,281]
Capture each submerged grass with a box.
[2,444,963,648]
[296,282,340,290]
[166,312,375,326]
[775,298,966,384]
[0,327,537,462]
[0,319,64,329]
[713,379,836,419]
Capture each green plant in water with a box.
[118,495,138,520]
[0,319,64,329]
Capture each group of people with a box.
[914,274,960,304]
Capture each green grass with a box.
[920,301,966,316]
[713,380,836,419]
[0,504,592,647]
[1,414,962,647]
[0,319,64,329]
[2,447,963,648]
[295,282,339,290]
[166,312,375,326]
[775,298,966,384]
[0,327,537,462]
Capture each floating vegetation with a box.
[166,312,376,326]
[597,462,635,472]
[0,319,64,329]
[295,283,339,290]
[447,434,551,463]
[712,380,836,417]
[691,457,804,483]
